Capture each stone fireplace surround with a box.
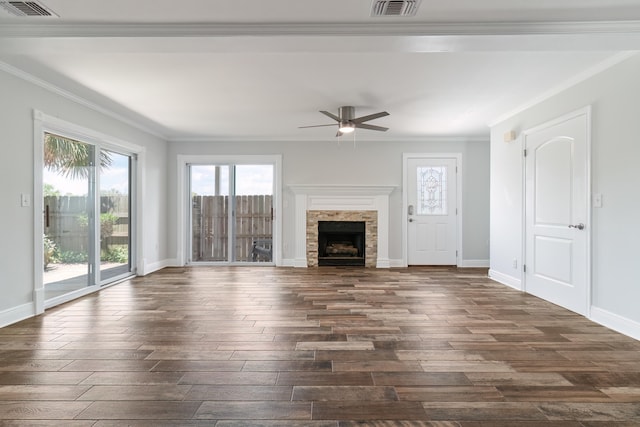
[289,185,394,268]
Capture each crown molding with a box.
[488,51,638,127]
[0,60,168,139]
[167,135,489,144]
[1,20,640,38]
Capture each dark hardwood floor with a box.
[1,266,640,426]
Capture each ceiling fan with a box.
[299,106,390,137]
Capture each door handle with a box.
[568,223,585,230]
[408,218,414,222]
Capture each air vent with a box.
[371,0,421,17]
[0,1,57,17]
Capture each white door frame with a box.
[521,106,592,316]
[402,153,463,267]
[33,110,144,314]
[176,154,282,266]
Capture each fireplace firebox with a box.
[317,221,365,266]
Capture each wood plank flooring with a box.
[1,266,640,425]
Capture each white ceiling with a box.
[1,0,640,141]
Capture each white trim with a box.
[289,185,395,197]
[389,259,405,268]
[590,306,640,342]
[0,61,166,139]
[460,259,490,268]
[488,269,523,291]
[289,185,395,268]
[33,110,144,313]
[176,154,283,266]
[140,259,174,276]
[488,52,635,127]
[280,258,296,267]
[0,303,35,328]
[402,153,463,267]
[33,112,45,316]
[3,20,640,38]
[521,106,592,317]
[171,135,490,144]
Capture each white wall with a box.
[167,138,490,265]
[490,54,640,334]
[0,67,168,324]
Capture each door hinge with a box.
[523,149,527,157]
[523,264,527,273]
[456,250,458,257]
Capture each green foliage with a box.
[43,183,60,197]
[44,133,112,180]
[57,250,88,264]
[43,234,57,269]
[103,246,129,263]
[77,213,119,237]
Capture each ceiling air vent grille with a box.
[0,1,56,17]
[371,0,421,17]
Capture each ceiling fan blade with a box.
[320,110,341,122]
[298,124,337,129]
[352,111,389,123]
[354,123,389,132]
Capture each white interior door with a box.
[524,110,589,315]
[407,157,458,265]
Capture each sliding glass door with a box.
[43,135,96,299]
[189,163,273,264]
[43,133,134,303]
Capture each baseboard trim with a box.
[376,258,391,268]
[280,258,296,267]
[142,258,176,275]
[460,259,490,268]
[389,259,405,268]
[0,302,35,328]
[293,258,308,268]
[488,269,522,291]
[590,306,640,341]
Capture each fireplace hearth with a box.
[318,221,365,266]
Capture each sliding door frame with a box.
[33,110,144,313]
[176,154,282,266]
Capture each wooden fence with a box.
[192,195,272,262]
[44,195,129,254]
[44,194,271,262]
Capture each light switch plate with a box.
[21,193,30,207]
[592,193,603,208]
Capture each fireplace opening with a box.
[318,221,365,266]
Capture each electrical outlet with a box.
[512,259,518,269]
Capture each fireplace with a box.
[317,221,365,266]
[290,185,394,268]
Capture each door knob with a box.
[568,223,585,230]
[408,218,414,222]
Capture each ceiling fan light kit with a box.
[339,122,355,133]
[299,105,389,137]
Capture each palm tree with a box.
[44,133,112,179]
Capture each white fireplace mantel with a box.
[289,185,395,268]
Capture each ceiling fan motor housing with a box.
[338,106,355,121]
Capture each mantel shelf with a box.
[288,185,395,196]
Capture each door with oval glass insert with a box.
[407,157,458,265]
